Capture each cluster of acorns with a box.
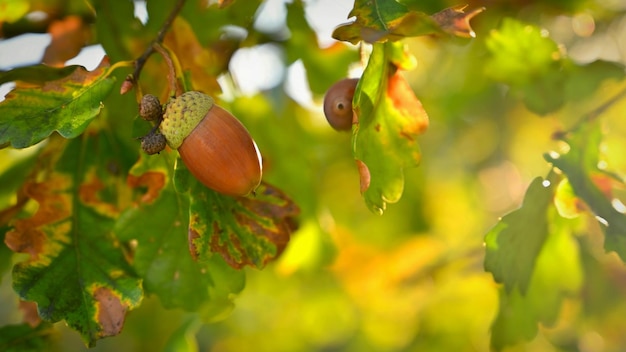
[138,91,263,197]
[137,77,356,197]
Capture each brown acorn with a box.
[159,91,262,196]
[323,78,359,131]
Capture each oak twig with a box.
[153,43,181,97]
[121,0,186,94]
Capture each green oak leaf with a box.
[485,19,626,115]
[92,0,145,63]
[485,18,562,87]
[545,121,626,260]
[489,207,582,350]
[0,64,80,85]
[485,17,566,114]
[0,59,116,149]
[174,158,300,269]
[352,41,428,214]
[115,153,246,321]
[0,323,55,352]
[484,177,554,292]
[332,0,483,44]
[4,135,142,347]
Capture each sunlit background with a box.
[2,0,626,351]
[0,0,355,105]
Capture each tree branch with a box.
[120,0,186,94]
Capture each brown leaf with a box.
[189,182,300,269]
[43,15,91,67]
[163,18,222,94]
[4,177,72,260]
[431,5,485,38]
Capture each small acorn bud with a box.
[141,129,167,155]
[139,94,162,121]
[159,91,262,197]
[323,78,359,131]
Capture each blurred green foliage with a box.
[1,0,626,351]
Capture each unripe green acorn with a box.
[159,91,262,196]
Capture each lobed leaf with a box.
[545,121,626,259]
[332,0,483,44]
[484,177,553,292]
[116,153,246,320]
[485,18,562,87]
[42,15,90,66]
[175,160,300,269]
[486,181,583,350]
[92,0,145,63]
[0,59,116,149]
[484,19,625,115]
[4,135,142,347]
[352,42,428,214]
[0,65,80,85]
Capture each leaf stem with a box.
[121,0,186,93]
[153,43,182,97]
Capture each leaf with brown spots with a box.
[187,181,300,269]
[332,0,484,44]
[0,57,116,149]
[115,153,245,319]
[4,135,142,347]
[352,41,429,214]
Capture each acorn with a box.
[159,91,262,196]
[140,129,167,155]
[323,78,359,131]
[139,94,162,121]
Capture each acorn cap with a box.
[160,91,215,149]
